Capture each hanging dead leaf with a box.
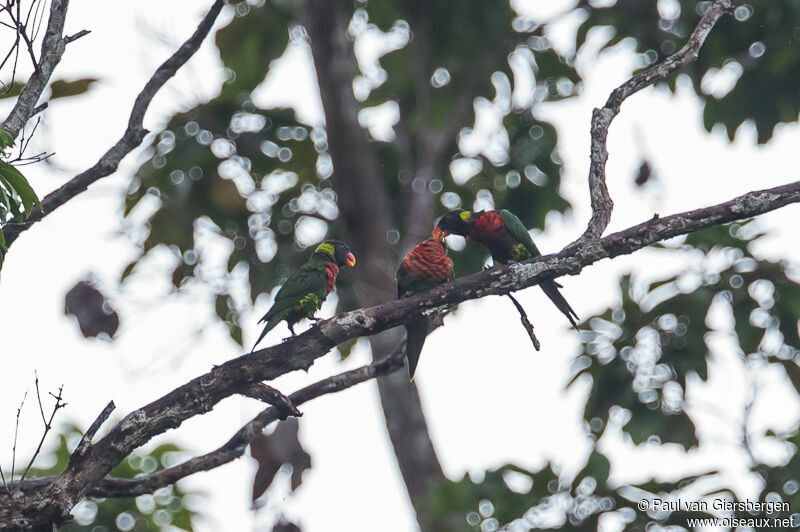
[64,279,120,339]
[249,417,311,502]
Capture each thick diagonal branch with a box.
[14,343,407,498]
[3,0,226,249]
[578,0,732,241]
[2,179,797,528]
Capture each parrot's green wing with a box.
[499,209,541,257]
[260,262,327,323]
[499,210,579,328]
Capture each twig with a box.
[63,28,89,44]
[5,0,39,71]
[69,401,115,464]
[18,385,65,486]
[507,293,540,351]
[34,370,46,425]
[8,116,53,166]
[3,0,227,249]
[10,389,27,491]
[575,0,733,243]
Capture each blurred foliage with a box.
[121,0,575,347]
[28,422,202,531]
[64,279,120,339]
[49,77,98,100]
[576,0,800,143]
[424,221,800,530]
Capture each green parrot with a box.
[434,208,578,328]
[252,240,356,351]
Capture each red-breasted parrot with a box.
[252,240,356,351]
[396,238,454,380]
[433,209,578,328]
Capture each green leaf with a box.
[0,160,42,216]
[0,129,14,151]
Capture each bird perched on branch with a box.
[434,209,579,329]
[396,238,454,380]
[252,240,356,351]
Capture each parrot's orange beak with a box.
[432,226,448,242]
[345,252,357,267]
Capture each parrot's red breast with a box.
[399,240,453,286]
[324,262,340,293]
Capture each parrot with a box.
[433,209,579,329]
[396,238,454,380]
[252,240,356,351]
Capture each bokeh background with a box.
[1,0,800,530]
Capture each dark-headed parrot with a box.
[433,209,578,328]
[252,240,356,351]
[396,238,453,380]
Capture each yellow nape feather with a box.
[315,242,335,257]
[459,210,472,222]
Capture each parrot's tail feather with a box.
[540,279,580,330]
[251,315,282,352]
[405,317,428,381]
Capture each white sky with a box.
[1,1,799,531]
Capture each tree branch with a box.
[2,0,226,249]
[577,0,732,242]
[239,383,302,419]
[68,400,115,464]
[507,293,541,351]
[2,178,798,527]
[1,0,69,138]
[14,343,407,499]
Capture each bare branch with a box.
[63,28,89,44]
[577,0,733,242]
[34,371,46,425]
[91,344,406,498]
[18,384,65,485]
[15,345,407,498]
[2,0,227,249]
[69,401,115,464]
[239,383,302,419]
[507,294,540,351]
[9,388,27,493]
